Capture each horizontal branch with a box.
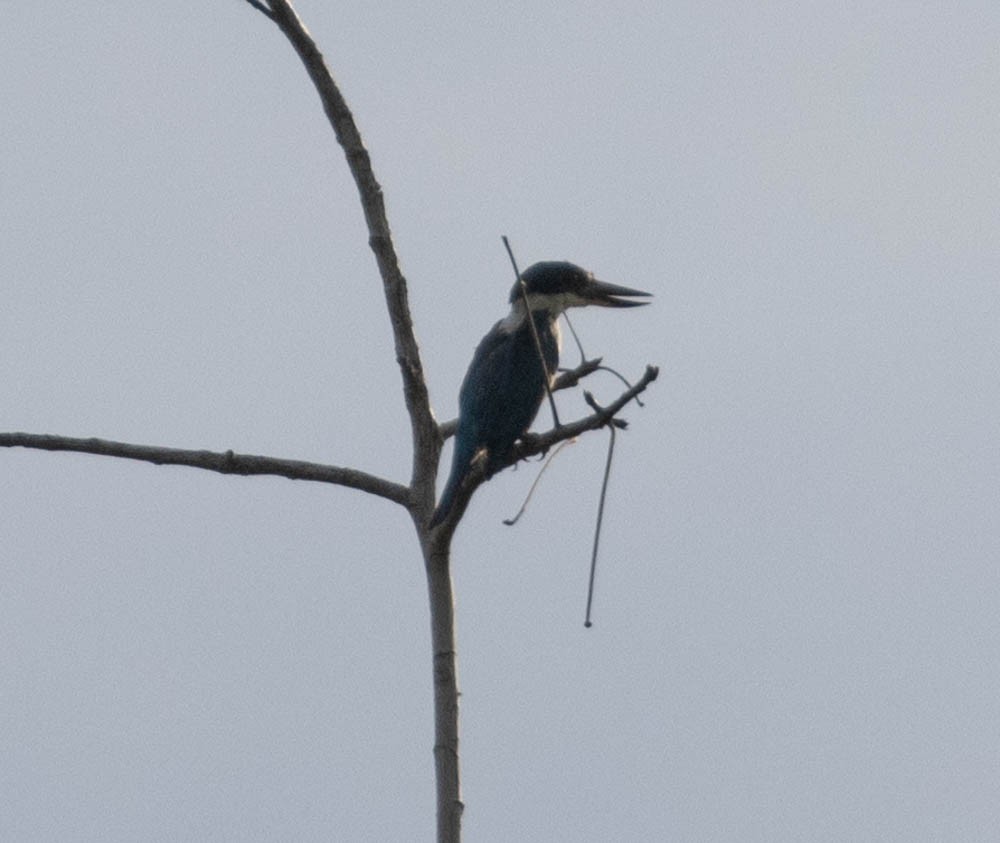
[0,432,410,506]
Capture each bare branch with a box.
[259,1,438,499]
[244,8,461,838]
[429,365,658,535]
[510,365,659,465]
[502,236,561,427]
[0,432,410,506]
[552,357,604,391]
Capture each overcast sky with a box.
[3,3,999,841]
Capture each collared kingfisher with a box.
[429,261,650,528]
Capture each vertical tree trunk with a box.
[424,541,463,842]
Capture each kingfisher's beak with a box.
[585,278,653,308]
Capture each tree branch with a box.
[552,356,604,390]
[257,1,439,504]
[0,432,410,506]
[245,7,461,839]
[430,365,659,535]
[510,365,659,465]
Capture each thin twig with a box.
[438,365,657,529]
[501,236,561,428]
[0,432,410,506]
[595,364,645,407]
[509,365,658,466]
[561,311,587,363]
[502,440,576,525]
[561,311,644,407]
[552,358,603,390]
[584,425,616,628]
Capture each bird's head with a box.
[509,261,651,313]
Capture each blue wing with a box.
[430,313,559,526]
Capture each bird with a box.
[428,261,650,528]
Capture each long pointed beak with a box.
[585,278,653,308]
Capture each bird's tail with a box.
[428,439,477,528]
[427,485,457,529]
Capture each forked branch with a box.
[243,6,461,842]
[510,365,659,466]
[430,365,658,534]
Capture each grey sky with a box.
[3,3,998,840]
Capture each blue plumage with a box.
[429,261,650,528]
